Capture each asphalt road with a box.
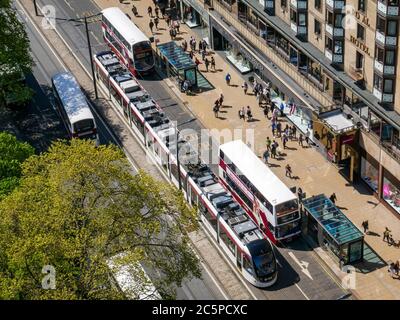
[16,0,227,300]
[23,0,351,300]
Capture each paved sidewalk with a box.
[96,0,400,299]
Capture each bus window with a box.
[275,199,298,215]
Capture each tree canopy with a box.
[0,131,34,198]
[0,139,201,299]
[0,0,34,107]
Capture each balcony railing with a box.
[374,59,395,75]
[376,30,397,46]
[211,1,333,108]
[377,0,400,16]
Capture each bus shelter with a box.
[156,41,197,89]
[302,194,364,265]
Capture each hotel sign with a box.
[350,35,371,56]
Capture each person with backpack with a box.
[225,73,231,86]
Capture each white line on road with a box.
[288,251,313,281]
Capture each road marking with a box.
[295,283,310,300]
[90,30,101,45]
[288,251,313,281]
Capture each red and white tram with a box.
[101,7,155,76]
[219,140,301,244]
[93,51,278,287]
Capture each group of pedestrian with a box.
[388,260,400,279]
[238,106,253,122]
[263,140,281,164]
[298,129,311,147]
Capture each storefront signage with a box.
[341,134,355,145]
[350,35,371,56]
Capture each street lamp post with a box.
[175,118,197,191]
[84,16,99,100]
[33,0,38,16]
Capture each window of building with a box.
[325,36,333,51]
[360,155,379,192]
[308,59,322,82]
[374,74,383,90]
[298,13,307,26]
[357,24,365,40]
[276,33,289,55]
[314,19,321,36]
[356,51,364,69]
[334,40,343,54]
[377,16,385,33]
[326,10,333,25]
[387,20,398,37]
[281,0,287,8]
[385,50,395,65]
[384,79,394,93]
[334,13,343,28]
[383,171,400,214]
[358,0,366,12]
[315,0,321,10]
[376,46,384,63]
[290,9,297,24]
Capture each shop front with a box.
[360,152,380,193]
[302,194,364,265]
[178,0,211,44]
[382,170,400,215]
[312,109,358,181]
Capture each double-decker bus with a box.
[219,140,301,243]
[94,51,278,287]
[101,7,155,76]
[51,72,99,145]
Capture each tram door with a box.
[237,251,242,270]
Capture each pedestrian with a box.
[238,107,245,120]
[383,227,391,242]
[305,129,311,146]
[169,27,174,39]
[205,58,210,72]
[149,19,154,34]
[211,56,216,71]
[218,93,224,107]
[199,40,203,53]
[283,134,288,149]
[361,220,369,234]
[271,122,276,137]
[194,56,201,67]
[225,73,231,86]
[202,40,207,53]
[263,105,269,118]
[175,20,180,33]
[182,40,188,52]
[132,4,138,16]
[263,149,270,165]
[292,125,297,139]
[395,261,400,276]
[329,192,337,204]
[189,50,194,59]
[242,81,248,95]
[265,137,271,152]
[213,104,219,118]
[276,122,282,137]
[193,39,197,52]
[299,133,304,147]
[202,49,206,61]
[285,164,292,178]
[154,17,159,30]
[271,142,277,159]
[166,15,170,27]
[297,187,303,202]
[155,7,159,18]
[148,6,153,17]
[246,106,252,121]
[388,262,397,279]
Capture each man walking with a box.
[148,6,153,17]
[271,141,277,159]
[299,133,304,147]
[361,220,369,234]
[266,137,272,152]
[154,17,159,30]
[242,81,248,95]
[285,164,292,178]
[263,149,270,165]
[225,73,231,86]
[149,19,154,34]
[211,56,216,71]
[218,93,224,107]
[383,227,391,242]
[155,6,159,18]
[204,58,210,72]
[329,192,337,204]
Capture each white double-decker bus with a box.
[219,140,301,244]
[52,72,99,145]
[101,7,155,76]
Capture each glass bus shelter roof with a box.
[157,41,196,71]
[302,194,364,245]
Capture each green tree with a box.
[0,0,34,107]
[0,131,34,198]
[0,139,201,299]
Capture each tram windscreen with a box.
[133,42,154,71]
[252,242,276,277]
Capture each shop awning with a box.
[157,41,196,71]
[319,109,355,134]
[302,194,364,245]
